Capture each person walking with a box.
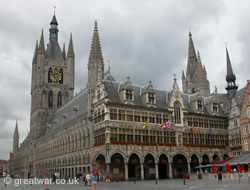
[106,172,110,182]
[218,172,222,183]
[86,172,91,186]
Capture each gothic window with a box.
[148,93,155,104]
[57,92,62,108]
[48,91,53,108]
[174,101,181,124]
[126,89,133,100]
[197,100,203,110]
[59,69,63,84]
[41,90,46,107]
[48,68,52,83]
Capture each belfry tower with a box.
[30,13,75,140]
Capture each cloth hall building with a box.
[12,14,249,180]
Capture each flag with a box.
[190,125,194,133]
[161,121,170,129]
[143,118,149,128]
[210,125,212,135]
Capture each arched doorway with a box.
[202,154,210,165]
[110,153,125,180]
[128,153,141,180]
[158,154,169,179]
[223,154,229,160]
[190,154,199,172]
[172,154,188,179]
[95,154,106,181]
[144,153,155,180]
[213,154,220,162]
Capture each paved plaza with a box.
[0,178,249,190]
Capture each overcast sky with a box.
[0,0,249,160]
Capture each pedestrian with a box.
[86,172,91,186]
[218,172,222,183]
[106,172,110,182]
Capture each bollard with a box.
[155,179,157,185]
[183,177,185,185]
[94,183,96,190]
[134,180,136,184]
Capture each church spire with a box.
[88,20,103,63]
[187,31,197,68]
[225,47,238,98]
[88,20,104,90]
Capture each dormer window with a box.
[197,100,203,110]
[148,93,155,104]
[213,103,218,112]
[126,89,133,100]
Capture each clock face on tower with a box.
[50,69,62,83]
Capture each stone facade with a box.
[240,80,250,152]
[13,14,247,180]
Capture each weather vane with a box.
[54,5,56,14]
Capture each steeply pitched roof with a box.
[45,88,88,134]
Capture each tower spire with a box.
[88,20,104,90]
[225,47,238,98]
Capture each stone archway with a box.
[144,153,156,180]
[158,154,169,179]
[213,154,220,162]
[190,154,199,172]
[94,154,106,181]
[110,153,125,181]
[172,154,188,179]
[128,153,141,180]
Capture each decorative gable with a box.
[119,76,134,104]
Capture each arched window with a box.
[59,68,63,84]
[57,92,62,108]
[48,91,53,108]
[48,68,52,83]
[41,90,46,107]
[174,101,181,124]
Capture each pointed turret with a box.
[67,33,74,57]
[225,47,238,98]
[38,29,45,51]
[62,43,66,60]
[33,40,38,62]
[196,51,204,83]
[50,14,58,25]
[13,120,19,154]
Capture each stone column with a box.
[141,163,144,180]
[125,163,128,181]
[168,162,172,179]
[188,162,191,174]
[106,163,110,173]
[155,163,159,179]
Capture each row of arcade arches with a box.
[94,152,229,180]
